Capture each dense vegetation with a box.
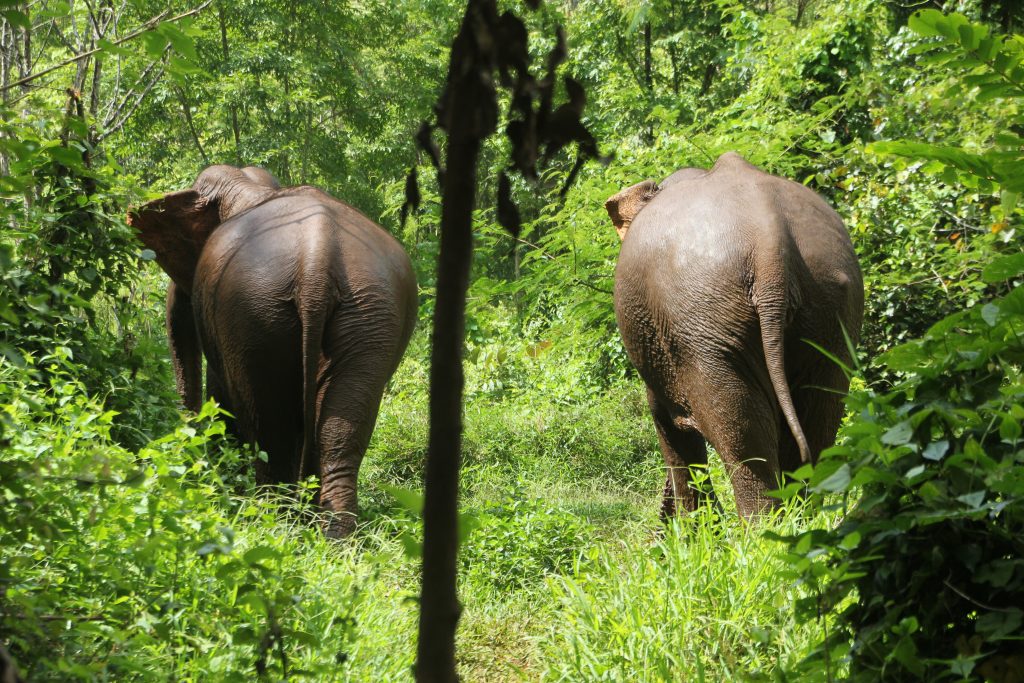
[2,0,1022,680]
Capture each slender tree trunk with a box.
[1,21,11,178]
[415,84,481,683]
[668,45,679,95]
[415,2,492,675]
[643,20,653,144]
[218,1,240,153]
[176,86,210,164]
[643,20,652,91]
[416,112,478,683]
[699,61,716,97]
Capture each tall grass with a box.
[2,333,834,681]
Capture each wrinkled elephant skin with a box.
[129,165,417,538]
[606,152,863,520]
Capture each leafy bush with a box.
[774,11,1024,681]
[777,275,1024,681]
[461,495,594,592]
[0,356,370,680]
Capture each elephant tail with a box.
[754,282,812,468]
[298,300,328,483]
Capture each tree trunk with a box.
[643,20,653,144]
[218,1,241,153]
[416,4,487,678]
[1,21,11,178]
[176,86,210,164]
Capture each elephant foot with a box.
[659,475,681,523]
[323,510,358,540]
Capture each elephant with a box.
[129,164,418,538]
[605,152,863,520]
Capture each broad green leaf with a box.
[1,9,28,28]
[982,253,1024,283]
[999,416,1021,441]
[908,9,945,38]
[168,56,203,75]
[158,23,198,61]
[812,463,851,493]
[982,303,1000,326]
[243,546,280,565]
[382,484,424,514]
[97,38,134,58]
[881,421,913,446]
[998,287,1024,316]
[957,24,983,51]
[957,490,986,508]
[141,30,168,58]
[46,146,84,168]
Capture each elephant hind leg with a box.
[692,378,782,520]
[316,361,393,539]
[648,390,712,521]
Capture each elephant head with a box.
[128,165,279,294]
[604,179,659,241]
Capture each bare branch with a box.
[101,53,162,128]
[174,84,210,164]
[96,54,166,142]
[1,0,212,93]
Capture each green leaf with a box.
[881,421,914,446]
[382,485,424,514]
[158,23,198,61]
[882,342,928,372]
[97,38,134,58]
[922,440,949,461]
[767,481,804,500]
[243,546,280,565]
[141,30,168,58]
[978,252,1024,282]
[957,490,986,508]
[982,303,1000,326]
[1,9,29,28]
[46,146,84,168]
[168,55,203,75]
[908,9,945,38]
[998,287,1024,317]
[976,83,1019,102]
[999,416,1021,442]
[812,463,852,493]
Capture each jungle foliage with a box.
[1,0,1023,680]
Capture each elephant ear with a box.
[127,189,220,294]
[604,180,659,241]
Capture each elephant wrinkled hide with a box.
[129,165,417,539]
[607,152,864,520]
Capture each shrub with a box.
[461,495,595,592]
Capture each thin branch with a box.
[100,52,163,128]
[174,84,209,164]
[573,277,613,295]
[936,206,984,233]
[95,61,164,142]
[943,579,1018,613]
[0,0,212,93]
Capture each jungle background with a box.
[2,0,1024,680]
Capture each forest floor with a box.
[4,327,837,681]
[229,342,839,681]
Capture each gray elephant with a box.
[605,152,863,520]
[129,165,418,538]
